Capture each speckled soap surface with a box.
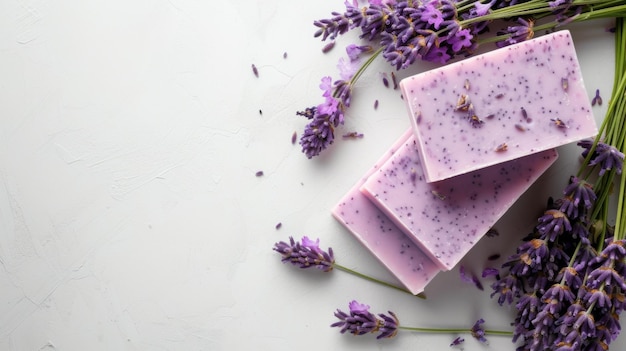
[400,30,596,182]
[332,129,440,295]
[360,135,558,270]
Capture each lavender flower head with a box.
[471,318,488,343]
[537,209,572,242]
[496,18,535,48]
[578,139,625,176]
[273,236,335,272]
[331,300,399,339]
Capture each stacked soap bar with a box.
[332,30,597,294]
[332,129,441,295]
[361,135,558,270]
[400,30,597,182]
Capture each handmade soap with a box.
[400,30,596,182]
[332,129,440,295]
[360,134,558,270]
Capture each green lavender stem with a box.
[334,263,426,298]
[398,326,513,336]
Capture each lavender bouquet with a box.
[490,18,626,351]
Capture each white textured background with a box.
[0,1,621,350]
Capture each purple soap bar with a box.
[360,135,558,270]
[332,129,440,295]
[400,30,596,182]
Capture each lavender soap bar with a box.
[360,135,558,270]
[400,30,596,182]
[332,129,440,295]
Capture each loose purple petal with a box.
[450,336,465,346]
[322,41,336,53]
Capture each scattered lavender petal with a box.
[391,71,398,90]
[460,265,483,290]
[291,131,297,145]
[592,89,603,106]
[283,52,288,59]
[259,109,263,115]
[486,228,499,237]
[322,41,335,53]
[252,64,259,77]
[459,265,473,283]
[255,171,264,177]
[473,275,484,290]
[488,253,501,261]
[382,75,389,88]
[275,222,282,230]
[374,99,379,109]
[482,267,500,278]
[450,336,465,346]
[342,132,364,139]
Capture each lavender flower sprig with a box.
[331,300,512,342]
[299,0,626,158]
[273,236,426,297]
[491,17,626,351]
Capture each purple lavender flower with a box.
[491,274,520,305]
[450,28,474,52]
[578,139,625,176]
[597,312,621,341]
[543,283,575,305]
[331,300,399,339]
[586,266,626,291]
[377,310,400,338]
[516,292,540,328]
[349,300,370,313]
[337,57,358,81]
[496,18,535,48]
[589,143,625,175]
[273,236,335,271]
[506,238,550,275]
[314,12,351,41]
[471,318,487,343]
[549,0,573,8]
[482,267,499,278]
[420,2,444,29]
[423,45,452,64]
[473,0,496,16]
[556,267,582,290]
[597,240,626,262]
[563,176,596,212]
[583,287,612,308]
[346,44,372,61]
[537,209,572,242]
[299,113,335,158]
